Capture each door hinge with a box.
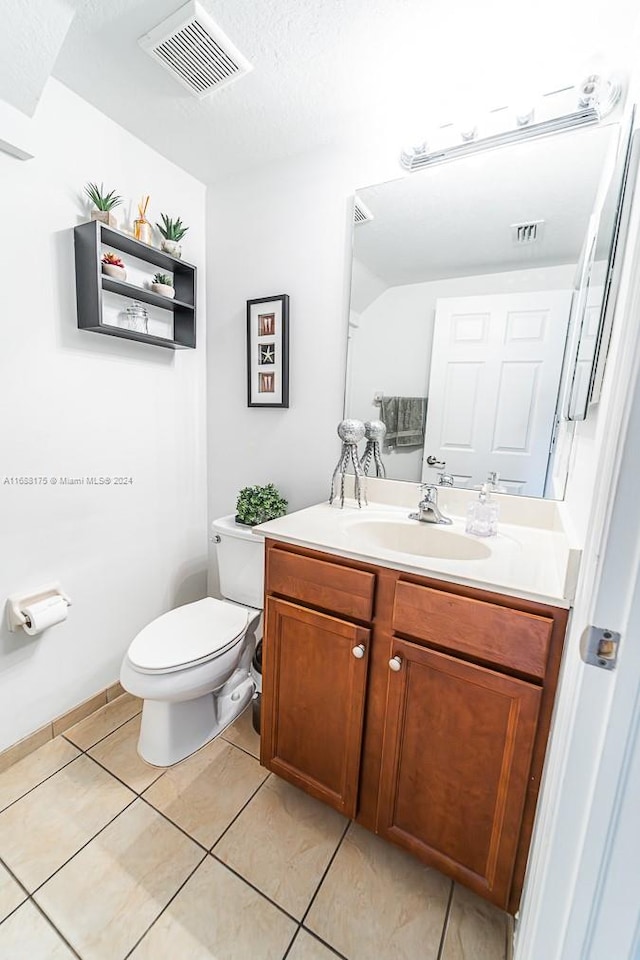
[580,625,621,670]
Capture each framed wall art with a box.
[246,294,290,407]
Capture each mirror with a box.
[345,118,633,498]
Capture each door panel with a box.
[261,597,370,817]
[423,291,572,494]
[492,362,540,451]
[377,639,542,907]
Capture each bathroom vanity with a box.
[256,488,576,915]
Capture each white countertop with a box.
[255,494,581,608]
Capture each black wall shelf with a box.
[74,220,197,350]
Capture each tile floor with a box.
[0,695,512,959]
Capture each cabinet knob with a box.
[389,655,403,672]
[352,643,366,659]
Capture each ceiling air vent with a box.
[139,1,252,99]
[354,198,374,225]
[512,220,545,245]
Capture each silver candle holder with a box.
[329,419,367,508]
[360,420,386,478]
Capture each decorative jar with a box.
[123,301,149,334]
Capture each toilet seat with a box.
[128,597,250,675]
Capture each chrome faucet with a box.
[437,471,455,487]
[409,484,453,525]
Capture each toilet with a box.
[120,515,265,766]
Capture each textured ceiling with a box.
[52,0,639,184]
[0,0,75,116]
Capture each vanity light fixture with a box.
[400,73,623,172]
[516,106,535,127]
[400,109,600,171]
[578,74,622,117]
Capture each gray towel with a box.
[380,396,399,443]
[380,396,427,447]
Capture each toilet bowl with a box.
[121,516,265,766]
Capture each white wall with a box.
[349,258,387,315]
[347,264,577,481]
[206,140,401,541]
[0,79,208,750]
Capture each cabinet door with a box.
[377,639,541,907]
[261,597,370,817]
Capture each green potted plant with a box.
[156,213,189,258]
[235,483,288,526]
[85,181,122,227]
[101,251,126,281]
[151,272,175,299]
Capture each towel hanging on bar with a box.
[380,396,427,447]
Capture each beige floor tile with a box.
[129,855,296,960]
[0,863,26,922]
[0,754,133,891]
[64,693,141,750]
[0,737,80,813]
[221,704,261,759]
[89,715,165,793]
[506,915,514,959]
[35,799,204,960]
[440,884,507,960]
[143,737,268,848]
[214,775,346,919]
[290,929,342,960]
[0,901,76,959]
[306,823,451,960]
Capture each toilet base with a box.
[138,673,256,766]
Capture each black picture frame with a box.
[246,294,290,408]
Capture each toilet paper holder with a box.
[6,583,72,633]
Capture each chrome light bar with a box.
[400,108,600,172]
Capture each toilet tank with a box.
[211,515,265,609]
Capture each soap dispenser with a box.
[465,484,499,537]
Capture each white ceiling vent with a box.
[354,198,374,225]
[512,220,545,245]
[139,1,252,99]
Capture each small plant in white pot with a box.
[151,273,175,299]
[156,213,189,258]
[85,181,122,227]
[101,252,126,281]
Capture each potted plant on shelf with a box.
[151,273,175,299]
[235,483,288,526]
[101,252,127,281]
[156,213,189,258]
[85,182,122,227]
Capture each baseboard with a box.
[0,681,124,773]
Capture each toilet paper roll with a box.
[21,596,68,635]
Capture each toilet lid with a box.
[128,598,249,673]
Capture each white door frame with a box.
[515,127,640,959]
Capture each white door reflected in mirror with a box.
[423,291,572,496]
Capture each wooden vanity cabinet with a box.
[260,597,370,817]
[260,538,568,913]
[377,638,541,906]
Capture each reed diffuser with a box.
[134,195,152,245]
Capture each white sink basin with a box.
[344,518,492,561]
